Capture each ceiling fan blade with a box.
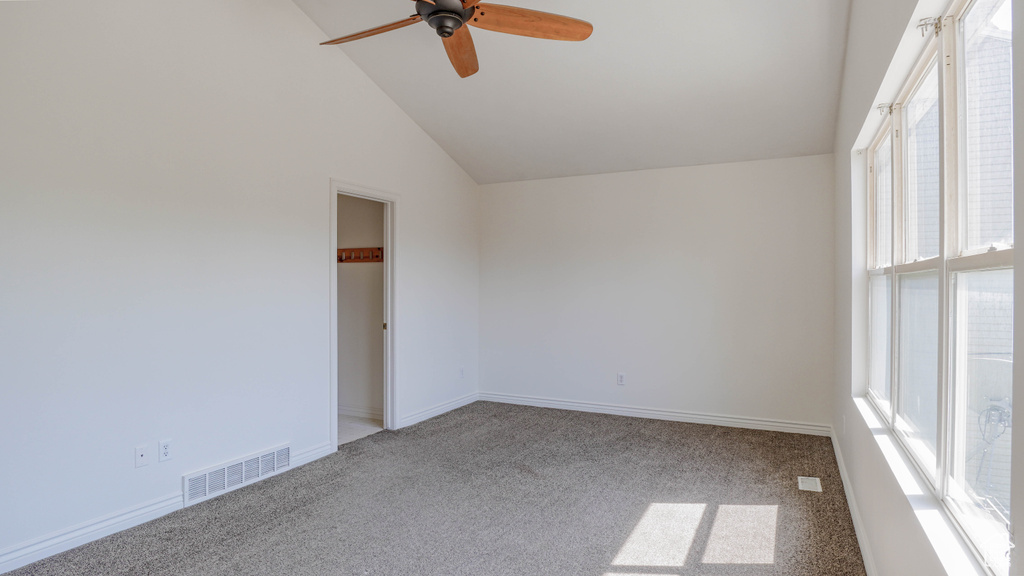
[320,15,421,46]
[442,26,479,78]
[468,4,592,41]
[461,0,482,7]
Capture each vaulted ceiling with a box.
[293,0,851,184]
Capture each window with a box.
[963,0,1014,253]
[872,130,894,270]
[865,0,1013,572]
[896,271,940,475]
[904,61,941,262]
[868,274,892,406]
[949,269,1013,555]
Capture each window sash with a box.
[958,0,1015,254]
[868,122,894,270]
[902,58,942,263]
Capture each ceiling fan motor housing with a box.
[416,0,475,38]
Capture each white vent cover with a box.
[797,476,822,492]
[182,445,290,506]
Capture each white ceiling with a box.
[293,0,851,184]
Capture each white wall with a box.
[0,0,479,568]
[832,0,1022,573]
[479,155,835,427]
[831,2,945,574]
[337,195,385,419]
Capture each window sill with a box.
[851,397,993,576]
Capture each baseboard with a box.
[477,392,832,436]
[830,431,878,576]
[291,441,335,467]
[0,440,335,575]
[337,406,383,420]
[0,492,182,575]
[398,392,479,428]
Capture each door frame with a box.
[330,178,399,447]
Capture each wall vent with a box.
[182,444,290,507]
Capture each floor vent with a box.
[797,476,822,492]
[182,445,290,506]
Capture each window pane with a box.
[948,269,1013,573]
[896,272,939,475]
[874,133,893,268]
[868,274,892,406]
[904,62,941,262]
[963,0,1014,252]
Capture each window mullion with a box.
[889,262,898,426]
[893,104,906,268]
[868,151,877,269]
[891,104,904,426]
[942,13,962,260]
[935,13,960,502]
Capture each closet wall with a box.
[337,195,385,420]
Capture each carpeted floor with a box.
[11,402,866,575]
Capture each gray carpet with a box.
[11,402,866,575]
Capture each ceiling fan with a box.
[320,0,593,78]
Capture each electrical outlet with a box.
[159,439,172,462]
[135,444,151,468]
[617,373,626,386]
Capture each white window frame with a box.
[864,0,1014,572]
[868,39,945,487]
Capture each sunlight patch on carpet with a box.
[612,503,706,567]
[701,504,778,564]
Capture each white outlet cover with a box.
[135,445,150,468]
[159,439,172,462]
[797,476,822,492]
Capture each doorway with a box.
[330,181,397,448]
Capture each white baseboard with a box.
[830,431,878,576]
[398,392,479,428]
[337,406,384,420]
[291,441,335,467]
[0,492,182,575]
[477,392,832,436]
[0,440,336,575]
